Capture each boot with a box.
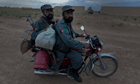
[69,68,82,82]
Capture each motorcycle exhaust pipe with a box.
[34,70,67,75]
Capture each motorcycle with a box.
[19,16,118,78]
[32,26,118,78]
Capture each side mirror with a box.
[80,26,85,31]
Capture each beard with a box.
[64,16,73,23]
[46,14,53,20]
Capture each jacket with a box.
[54,18,85,53]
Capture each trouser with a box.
[53,49,83,70]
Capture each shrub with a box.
[118,22,123,26]
[133,17,137,21]
[111,23,115,27]
[77,22,81,25]
[123,16,128,21]
[117,16,121,18]
[113,15,117,18]
[138,17,140,22]
[123,16,128,18]
[104,16,107,19]
[123,18,127,21]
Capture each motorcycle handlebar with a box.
[85,35,90,39]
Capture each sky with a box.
[39,0,69,3]
[0,0,140,11]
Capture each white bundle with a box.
[35,24,55,50]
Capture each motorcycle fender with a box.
[92,53,117,61]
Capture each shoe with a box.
[69,69,82,82]
[49,67,58,73]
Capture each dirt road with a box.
[0,14,140,84]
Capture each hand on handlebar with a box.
[81,34,90,39]
[84,43,90,48]
[80,34,85,37]
[85,34,90,39]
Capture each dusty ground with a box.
[0,12,140,84]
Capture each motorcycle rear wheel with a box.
[91,56,118,77]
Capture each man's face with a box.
[63,10,74,23]
[43,9,53,20]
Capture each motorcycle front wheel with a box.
[91,56,118,77]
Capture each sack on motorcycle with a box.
[20,39,30,54]
[35,24,56,50]
[34,51,50,70]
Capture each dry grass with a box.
[77,22,81,25]
[0,10,41,18]
[54,11,61,17]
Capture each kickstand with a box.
[29,52,36,62]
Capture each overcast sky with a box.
[0,0,140,11]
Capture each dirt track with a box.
[0,13,140,84]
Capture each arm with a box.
[34,19,49,32]
[72,28,84,38]
[31,20,43,40]
[73,31,81,38]
[56,24,85,50]
[34,20,41,32]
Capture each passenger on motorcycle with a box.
[53,5,90,82]
[30,4,55,61]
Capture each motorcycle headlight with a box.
[92,35,100,46]
[92,35,103,49]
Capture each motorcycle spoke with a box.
[92,57,118,77]
[103,58,113,63]
[99,69,106,74]
[94,63,114,74]
[107,64,114,68]
[94,63,100,67]
[99,69,103,73]
[105,61,113,65]
[107,67,113,70]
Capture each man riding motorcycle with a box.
[53,5,90,82]
[30,4,55,61]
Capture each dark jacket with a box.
[31,16,55,40]
[54,19,85,53]
[30,16,54,47]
